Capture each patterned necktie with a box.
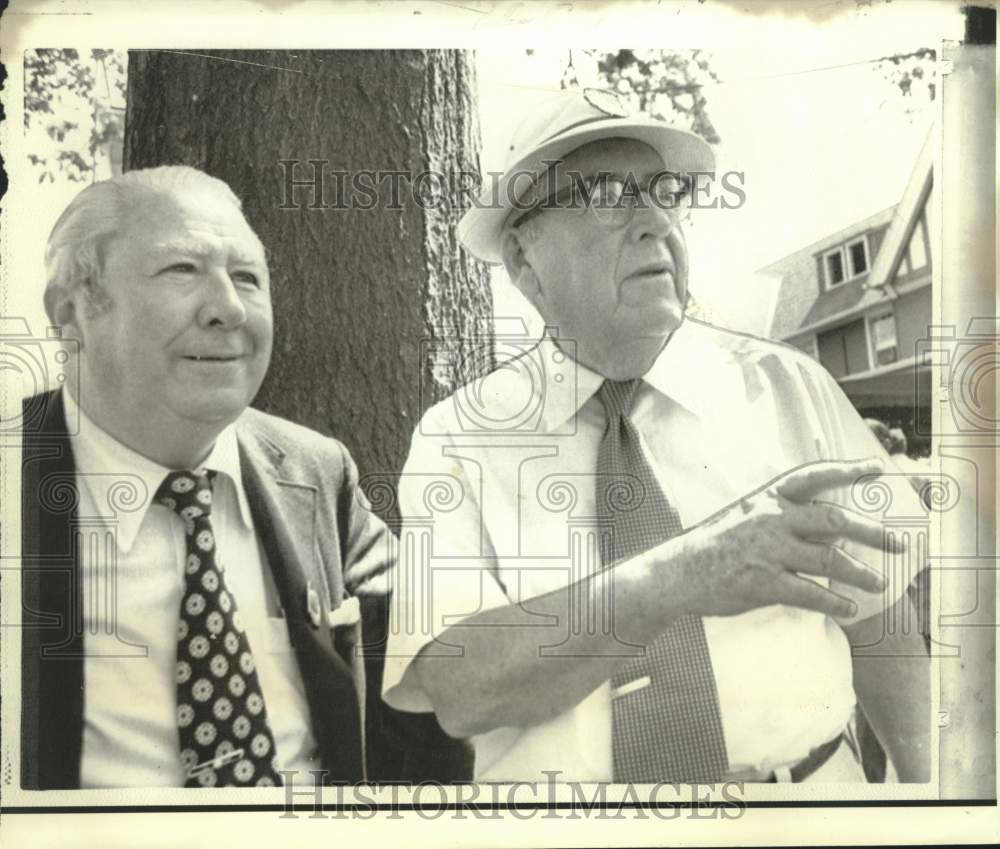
[596,379,729,783]
[156,470,283,788]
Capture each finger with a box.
[775,458,884,504]
[778,539,885,594]
[774,573,858,619]
[785,501,904,553]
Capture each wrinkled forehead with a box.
[126,187,268,262]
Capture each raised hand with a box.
[661,458,894,620]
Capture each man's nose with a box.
[629,195,681,241]
[198,269,248,329]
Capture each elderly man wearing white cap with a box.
[383,89,929,785]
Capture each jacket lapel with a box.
[237,423,365,783]
[21,389,85,789]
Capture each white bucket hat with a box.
[458,88,715,265]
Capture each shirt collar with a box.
[63,389,253,553]
[530,318,742,432]
[642,318,744,419]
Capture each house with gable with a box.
[757,132,934,455]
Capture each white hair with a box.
[44,166,245,310]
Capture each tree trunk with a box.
[124,49,490,781]
[125,49,491,475]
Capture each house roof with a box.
[865,128,933,290]
[760,205,896,341]
[796,273,892,333]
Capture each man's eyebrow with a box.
[149,239,265,264]
[231,249,267,265]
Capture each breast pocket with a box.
[327,596,360,629]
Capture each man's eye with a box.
[163,262,197,274]
[652,175,693,206]
[588,177,626,207]
[231,270,260,287]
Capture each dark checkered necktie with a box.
[156,470,283,788]
[596,379,728,783]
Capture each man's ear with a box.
[500,228,544,311]
[43,285,84,347]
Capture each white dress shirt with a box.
[64,391,321,788]
[382,319,923,781]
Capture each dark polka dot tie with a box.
[156,470,283,788]
[597,379,729,783]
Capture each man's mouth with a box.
[183,355,242,362]
[628,263,673,279]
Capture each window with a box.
[824,248,845,287]
[847,237,869,276]
[822,235,870,290]
[870,312,898,367]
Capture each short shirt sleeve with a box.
[381,402,513,713]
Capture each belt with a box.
[766,734,844,783]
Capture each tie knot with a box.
[155,470,214,518]
[598,378,641,420]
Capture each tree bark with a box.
[125,49,490,781]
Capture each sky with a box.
[476,3,963,335]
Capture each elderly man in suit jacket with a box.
[20,165,399,789]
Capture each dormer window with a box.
[847,237,869,276]
[822,235,870,290]
[824,248,846,288]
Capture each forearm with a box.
[412,540,690,738]
[406,458,892,740]
[845,594,931,782]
